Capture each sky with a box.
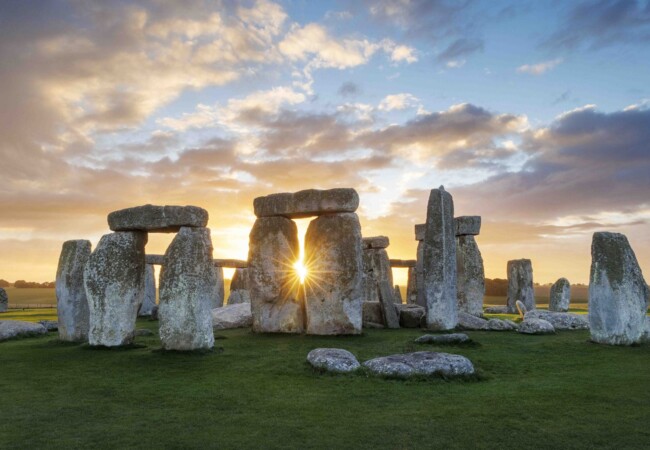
[0,0,649,286]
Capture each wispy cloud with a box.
[517,58,563,75]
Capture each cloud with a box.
[437,38,484,63]
[517,58,563,75]
[338,82,361,97]
[378,93,420,111]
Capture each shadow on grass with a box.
[150,346,224,356]
[81,343,148,351]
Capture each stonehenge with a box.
[254,188,359,219]
[56,240,92,341]
[455,216,485,317]
[506,259,535,314]
[108,204,208,232]
[362,236,394,304]
[549,278,571,312]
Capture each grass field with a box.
[1,310,649,449]
[2,287,57,308]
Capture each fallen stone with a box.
[0,321,47,341]
[457,312,488,330]
[486,318,517,331]
[414,224,425,241]
[85,232,146,347]
[549,278,571,312]
[515,300,527,318]
[363,351,475,378]
[145,254,165,265]
[422,187,458,330]
[212,303,253,330]
[138,264,157,316]
[108,204,208,232]
[456,235,485,317]
[249,217,304,333]
[304,213,363,335]
[507,259,535,313]
[505,320,520,330]
[454,216,481,236]
[39,320,58,331]
[518,318,555,335]
[397,304,426,328]
[135,329,154,337]
[589,232,649,345]
[394,285,403,304]
[524,310,588,330]
[390,259,417,268]
[362,301,383,325]
[307,348,360,373]
[254,188,359,219]
[378,280,400,329]
[0,288,7,313]
[415,333,470,345]
[484,306,508,314]
[213,259,248,268]
[362,236,390,249]
[56,240,91,342]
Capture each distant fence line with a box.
[8,305,57,310]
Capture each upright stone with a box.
[549,278,571,312]
[378,280,400,329]
[159,227,216,350]
[422,187,457,330]
[227,268,251,305]
[394,285,403,304]
[56,240,92,340]
[304,213,363,335]
[456,235,485,317]
[589,232,649,345]
[362,247,393,303]
[108,204,208,232]
[406,267,417,304]
[213,266,225,308]
[84,232,146,347]
[138,264,157,316]
[506,259,535,314]
[0,288,8,313]
[415,240,425,307]
[249,217,303,333]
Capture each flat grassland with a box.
[1,311,648,449]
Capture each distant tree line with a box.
[0,279,10,288]
[11,280,55,288]
[485,278,588,299]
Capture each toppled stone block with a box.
[254,188,359,219]
[363,351,475,378]
[108,204,208,233]
[524,310,588,330]
[518,318,555,335]
[454,216,481,236]
[362,236,390,249]
[307,348,360,373]
[212,303,253,330]
[415,333,470,345]
[0,321,47,341]
[457,312,488,330]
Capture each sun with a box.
[293,260,308,284]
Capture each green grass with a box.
[2,287,56,307]
[0,313,648,449]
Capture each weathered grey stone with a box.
[362,248,394,303]
[85,232,146,347]
[138,264,157,317]
[415,333,470,344]
[454,216,481,236]
[484,306,508,314]
[227,290,251,306]
[423,187,458,330]
[378,280,400,329]
[362,301,383,326]
[362,236,390,249]
[226,268,251,305]
[505,319,520,330]
[0,321,47,341]
[213,259,248,268]
[56,240,91,341]
[108,204,208,232]
[394,285,403,304]
[515,300,527,318]
[406,267,418,304]
[641,317,650,344]
[212,266,225,309]
[0,288,7,313]
[158,227,216,351]
[415,241,425,307]
[456,235,485,317]
[414,224,425,241]
[390,259,416,268]
[39,320,58,331]
[150,305,158,321]
[307,348,360,373]
[549,278,571,312]
[506,259,535,313]
[589,232,649,345]
[249,217,304,333]
[457,312,488,330]
[304,213,363,335]
[486,318,517,331]
[397,304,426,328]
[524,310,588,330]
[518,318,555,335]
[145,254,165,265]
[363,351,475,378]
[254,188,359,219]
[212,303,253,330]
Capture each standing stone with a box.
[0,288,8,313]
[138,264,157,317]
[304,213,363,335]
[378,280,400,329]
[227,268,251,305]
[362,247,394,303]
[56,240,92,341]
[549,278,571,312]
[506,259,535,314]
[456,235,485,317]
[406,267,417,304]
[422,187,457,330]
[589,232,649,345]
[212,266,225,308]
[394,285,403,304]
[249,217,303,333]
[159,227,216,351]
[84,232,146,347]
[415,240,425,307]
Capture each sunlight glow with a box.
[293,260,308,284]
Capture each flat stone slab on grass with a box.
[108,205,209,233]
[415,333,470,345]
[457,312,488,330]
[363,351,475,378]
[486,318,518,331]
[254,188,359,219]
[39,320,59,331]
[0,321,47,341]
[212,303,253,330]
[484,306,508,314]
[518,318,555,335]
[524,310,588,330]
[307,348,360,373]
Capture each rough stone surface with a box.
[415,333,470,344]
[307,348,361,373]
[254,188,359,219]
[138,264,157,316]
[515,300,527,318]
[484,306,508,314]
[524,310,588,330]
[394,285,403,304]
[39,320,59,331]
[158,227,216,351]
[108,204,208,232]
[145,254,165,265]
[423,187,458,330]
[518,318,555,335]
[549,278,571,312]
[456,235,485,317]
[212,303,253,330]
[363,351,475,378]
[150,305,158,321]
[56,240,91,341]
[227,290,251,306]
[406,267,417,305]
[397,304,426,328]
[414,224,425,241]
[362,236,390,249]
[589,232,649,345]
[487,318,517,331]
[85,232,146,347]
[641,317,650,344]
[304,213,363,335]
[212,266,225,309]
[378,280,400,328]
[454,216,481,236]
[415,241,425,308]
[362,248,394,303]
[213,259,248,268]
[0,288,7,313]
[226,268,251,305]
[362,301,383,326]
[249,217,304,333]
[507,259,535,313]
[457,312,488,330]
[0,321,47,341]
